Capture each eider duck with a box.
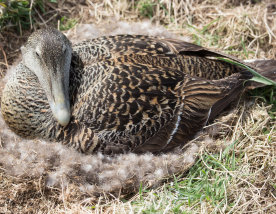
[1,28,275,155]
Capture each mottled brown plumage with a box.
[1,28,274,155]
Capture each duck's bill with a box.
[49,79,71,126]
[51,100,71,126]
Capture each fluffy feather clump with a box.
[0,111,200,195]
[67,21,190,43]
[0,22,204,196]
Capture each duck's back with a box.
[64,35,250,154]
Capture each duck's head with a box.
[21,28,72,126]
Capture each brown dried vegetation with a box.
[0,0,275,213]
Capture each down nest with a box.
[0,21,254,196]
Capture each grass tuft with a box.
[127,142,239,213]
[137,0,156,19]
[0,0,32,34]
[59,16,77,31]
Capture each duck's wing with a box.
[69,35,256,154]
[159,39,276,82]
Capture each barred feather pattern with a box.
[1,33,254,155]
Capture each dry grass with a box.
[76,0,276,58]
[0,0,275,213]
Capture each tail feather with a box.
[246,59,276,88]
[209,59,276,120]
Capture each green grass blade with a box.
[217,57,276,87]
